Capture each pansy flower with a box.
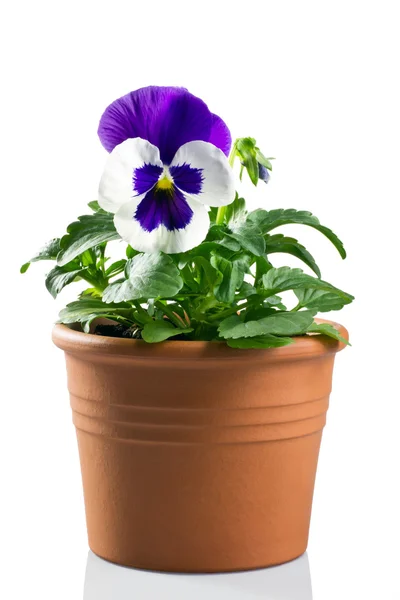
[98,86,235,253]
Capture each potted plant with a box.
[22,86,353,573]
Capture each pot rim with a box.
[52,318,349,363]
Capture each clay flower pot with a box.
[53,319,348,573]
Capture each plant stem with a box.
[98,244,106,275]
[228,140,237,168]
[215,206,227,226]
[80,272,108,293]
[133,301,151,323]
[101,314,136,327]
[215,141,238,226]
[154,301,185,328]
[207,301,250,322]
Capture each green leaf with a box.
[210,254,246,303]
[217,236,242,252]
[184,240,236,262]
[81,287,103,298]
[59,297,133,320]
[142,320,193,343]
[105,259,127,278]
[255,149,273,171]
[126,245,139,259]
[192,256,221,288]
[262,266,354,301]
[20,263,30,274]
[218,311,315,339]
[87,200,107,213]
[265,295,286,308]
[58,297,134,328]
[236,281,259,299]
[80,248,96,266]
[248,208,346,259]
[206,225,226,242]
[294,288,353,312]
[57,213,120,266]
[244,295,286,320]
[234,253,254,273]
[177,264,199,292]
[243,306,277,321]
[225,195,247,229]
[208,207,219,224]
[265,233,321,277]
[102,252,183,303]
[255,255,273,286]
[236,137,259,185]
[307,322,349,345]
[20,238,60,273]
[227,335,293,349]
[45,265,84,298]
[226,222,266,256]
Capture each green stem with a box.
[215,141,238,226]
[98,244,106,275]
[101,314,136,327]
[133,301,151,323]
[154,301,185,328]
[215,206,227,226]
[80,272,108,293]
[228,140,237,168]
[207,300,250,322]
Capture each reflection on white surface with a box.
[84,551,312,599]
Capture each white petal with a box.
[98,138,162,213]
[114,196,210,254]
[170,140,235,207]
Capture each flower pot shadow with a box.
[83,550,313,600]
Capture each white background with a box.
[1,1,399,598]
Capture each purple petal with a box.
[209,114,232,157]
[98,86,231,163]
[133,163,163,195]
[98,87,184,155]
[170,163,203,195]
[134,184,193,232]
[155,92,211,164]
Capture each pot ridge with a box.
[52,319,348,364]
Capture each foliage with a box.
[22,138,353,346]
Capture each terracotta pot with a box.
[52,319,348,573]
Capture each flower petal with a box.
[98,138,162,213]
[98,86,231,162]
[133,163,164,195]
[170,141,235,207]
[209,113,232,156]
[135,185,194,232]
[169,163,204,195]
[155,89,212,164]
[114,195,209,254]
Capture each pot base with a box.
[89,547,307,574]
[78,428,320,574]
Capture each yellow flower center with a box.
[156,169,174,192]
[157,177,173,190]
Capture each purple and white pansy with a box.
[98,86,236,253]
